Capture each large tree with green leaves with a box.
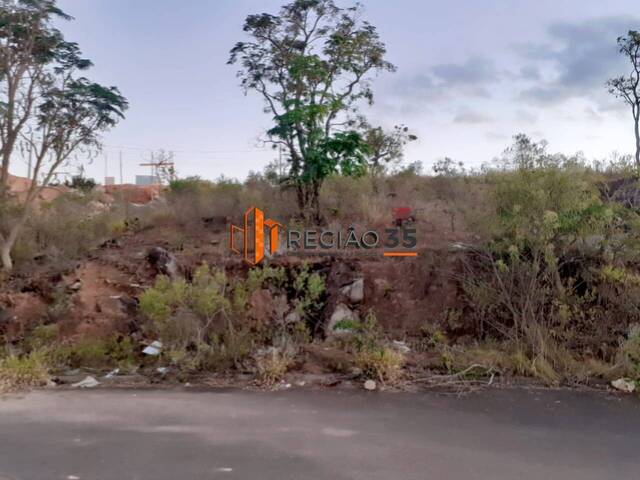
[0,0,127,270]
[607,30,640,170]
[229,0,396,222]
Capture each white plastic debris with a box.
[364,379,377,391]
[143,340,163,356]
[392,340,411,354]
[104,368,120,379]
[156,367,169,375]
[611,378,636,393]
[71,376,100,388]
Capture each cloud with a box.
[515,109,538,124]
[431,57,499,86]
[485,131,509,142]
[453,108,492,124]
[395,56,499,104]
[516,16,640,106]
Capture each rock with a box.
[326,303,359,336]
[611,378,636,393]
[249,288,275,323]
[284,310,301,324]
[364,379,377,391]
[146,247,179,279]
[143,340,163,356]
[392,340,411,354]
[71,376,100,388]
[340,278,364,303]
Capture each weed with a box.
[255,348,292,386]
[50,336,137,370]
[354,346,404,385]
[0,351,51,392]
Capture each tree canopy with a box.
[229,0,398,221]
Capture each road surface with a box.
[0,387,638,479]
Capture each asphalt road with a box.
[0,387,638,480]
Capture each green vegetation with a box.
[0,351,51,393]
[139,263,325,375]
[0,0,127,270]
[229,0,413,221]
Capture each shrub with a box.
[51,336,137,370]
[255,348,292,385]
[0,351,51,392]
[12,192,125,272]
[354,346,404,385]
[341,311,406,385]
[460,143,640,382]
[139,263,322,374]
[139,264,229,350]
[617,324,640,380]
[65,175,97,193]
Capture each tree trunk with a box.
[0,203,32,271]
[0,239,13,271]
[310,180,323,225]
[0,146,12,199]
[635,112,640,171]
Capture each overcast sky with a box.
[22,0,639,183]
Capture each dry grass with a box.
[0,351,51,393]
[255,348,292,386]
[354,346,405,386]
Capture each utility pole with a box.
[104,151,108,184]
[27,133,33,179]
[119,150,123,184]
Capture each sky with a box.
[15,0,639,183]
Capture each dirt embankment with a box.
[0,197,472,347]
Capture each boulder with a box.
[326,303,359,336]
[340,278,364,303]
[146,247,179,279]
[611,378,636,393]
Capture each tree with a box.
[607,30,640,170]
[0,0,73,197]
[229,0,396,222]
[432,157,466,177]
[362,123,417,174]
[0,0,127,270]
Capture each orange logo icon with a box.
[229,207,284,265]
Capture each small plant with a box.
[51,336,137,370]
[255,348,292,386]
[348,311,405,385]
[292,263,326,319]
[617,324,640,380]
[354,346,404,385]
[139,264,230,349]
[28,324,60,350]
[419,323,448,349]
[0,351,51,392]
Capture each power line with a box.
[103,144,270,155]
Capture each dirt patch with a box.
[0,292,48,342]
[61,261,137,339]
